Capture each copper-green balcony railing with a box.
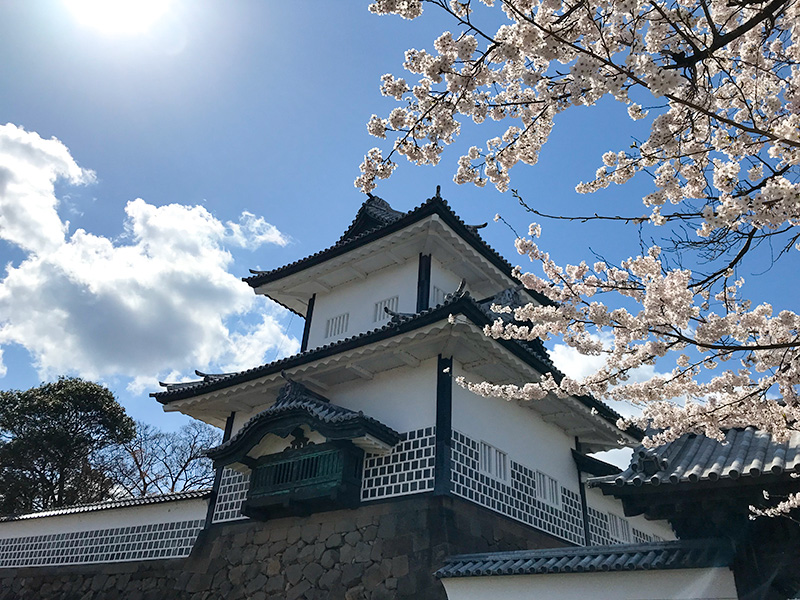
[244,442,363,518]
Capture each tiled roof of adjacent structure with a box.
[0,490,211,522]
[244,194,548,308]
[207,380,401,463]
[435,539,733,578]
[153,291,633,437]
[590,427,800,489]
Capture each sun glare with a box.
[64,0,172,35]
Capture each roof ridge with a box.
[242,194,523,294]
[436,538,733,578]
[591,426,800,490]
[206,380,400,462]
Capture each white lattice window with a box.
[432,286,447,306]
[479,441,508,481]
[212,467,250,523]
[536,470,560,507]
[608,512,631,542]
[373,296,399,322]
[325,313,349,338]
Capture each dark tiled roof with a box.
[207,380,401,463]
[152,292,630,439]
[244,195,549,308]
[0,490,211,522]
[337,195,406,243]
[590,427,800,490]
[154,293,550,402]
[435,539,732,578]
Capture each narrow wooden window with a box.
[479,441,508,481]
[325,313,349,338]
[373,296,399,322]
[535,470,561,507]
[608,512,631,542]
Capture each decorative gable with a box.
[206,380,401,520]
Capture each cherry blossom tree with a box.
[357,0,800,449]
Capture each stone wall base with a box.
[0,495,567,600]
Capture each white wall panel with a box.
[442,568,738,600]
[451,360,580,491]
[307,259,418,350]
[0,498,208,539]
[328,358,437,433]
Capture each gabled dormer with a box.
[245,191,548,352]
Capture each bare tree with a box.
[113,421,221,497]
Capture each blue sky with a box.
[1,1,793,432]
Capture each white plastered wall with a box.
[327,358,437,434]
[441,568,738,600]
[430,257,466,304]
[450,360,673,542]
[232,407,257,434]
[306,258,419,350]
[451,360,580,492]
[0,497,208,539]
[226,358,437,444]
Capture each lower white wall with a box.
[0,497,208,568]
[328,358,437,433]
[0,498,208,538]
[451,360,580,493]
[441,568,738,600]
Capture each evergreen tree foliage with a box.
[0,377,135,515]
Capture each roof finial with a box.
[435,185,441,198]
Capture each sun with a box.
[64,0,172,35]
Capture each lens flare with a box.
[64,0,172,35]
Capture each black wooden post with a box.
[434,355,453,496]
[417,254,431,313]
[204,411,237,528]
[300,294,315,352]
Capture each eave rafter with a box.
[346,363,374,380]
[395,350,421,368]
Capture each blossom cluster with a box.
[360,0,800,237]
[481,224,800,448]
[363,0,800,516]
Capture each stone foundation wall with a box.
[0,495,567,600]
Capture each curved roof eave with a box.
[152,295,636,441]
[244,196,551,307]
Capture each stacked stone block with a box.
[0,496,566,600]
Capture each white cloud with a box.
[549,333,657,420]
[0,123,94,253]
[226,211,290,249]
[549,342,608,381]
[221,313,299,373]
[0,123,296,385]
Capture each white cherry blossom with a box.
[361,0,800,515]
